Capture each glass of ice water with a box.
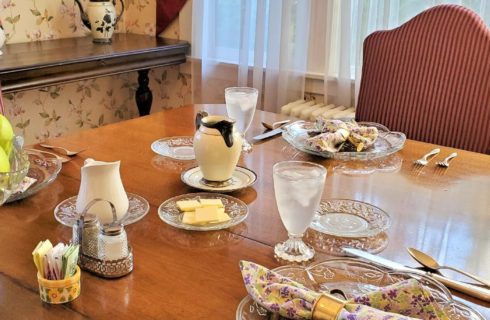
[273,161,327,262]
[225,87,258,152]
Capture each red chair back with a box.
[356,5,490,154]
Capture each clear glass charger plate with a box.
[158,192,248,231]
[310,199,391,238]
[54,193,149,227]
[151,136,195,160]
[236,258,484,320]
[7,149,62,203]
[282,121,406,160]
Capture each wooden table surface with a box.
[1,104,489,319]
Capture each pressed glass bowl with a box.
[0,146,30,205]
[236,258,484,320]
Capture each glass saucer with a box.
[151,136,195,160]
[305,229,388,256]
[310,199,391,238]
[54,193,149,227]
[236,258,484,320]
[181,166,257,193]
[158,192,248,231]
[7,149,62,203]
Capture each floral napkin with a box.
[240,261,449,320]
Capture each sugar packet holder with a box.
[75,198,133,278]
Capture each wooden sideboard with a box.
[0,33,190,116]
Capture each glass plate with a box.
[158,192,248,231]
[7,149,62,203]
[181,166,257,193]
[151,136,195,160]
[282,121,406,160]
[310,199,391,238]
[305,230,389,256]
[236,258,484,320]
[54,193,149,227]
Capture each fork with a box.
[436,152,458,168]
[40,143,85,156]
[413,148,440,166]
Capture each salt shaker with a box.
[98,222,129,261]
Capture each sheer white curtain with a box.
[191,0,311,112]
[191,0,490,112]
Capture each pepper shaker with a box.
[72,213,100,258]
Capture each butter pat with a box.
[182,212,197,224]
[199,199,224,208]
[216,211,231,223]
[194,207,220,224]
[176,200,202,212]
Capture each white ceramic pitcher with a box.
[193,112,242,181]
[76,158,128,224]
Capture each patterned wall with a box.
[0,0,191,144]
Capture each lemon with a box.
[0,115,14,157]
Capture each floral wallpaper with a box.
[0,0,191,144]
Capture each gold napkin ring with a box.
[312,295,346,320]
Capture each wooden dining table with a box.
[1,104,489,319]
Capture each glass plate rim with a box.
[54,192,150,227]
[282,120,406,160]
[158,192,249,231]
[6,149,63,203]
[180,166,258,193]
[236,257,485,320]
[150,136,195,160]
[310,198,391,238]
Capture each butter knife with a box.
[344,248,490,302]
[253,127,283,141]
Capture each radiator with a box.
[280,100,355,121]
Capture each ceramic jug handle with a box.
[195,111,208,130]
[114,0,125,25]
[80,198,118,223]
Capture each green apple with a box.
[0,145,10,173]
[0,114,14,157]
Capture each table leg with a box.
[136,69,153,116]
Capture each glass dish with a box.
[282,121,406,160]
[305,229,389,256]
[0,146,30,205]
[54,193,149,227]
[181,166,257,193]
[310,199,391,238]
[158,192,248,231]
[236,258,484,320]
[6,149,62,203]
[151,136,195,160]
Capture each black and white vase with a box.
[75,0,124,43]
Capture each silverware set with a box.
[413,148,458,167]
[344,248,490,302]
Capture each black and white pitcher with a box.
[75,0,124,43]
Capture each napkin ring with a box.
[312,295,346,320]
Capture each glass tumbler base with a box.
[274,237,315,262]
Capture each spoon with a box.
[261,120,290,130]
[40,143,85,156]
[408,248,490,287]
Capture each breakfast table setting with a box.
[0,93,489,319]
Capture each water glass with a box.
[273,161,327,262]
[225,87,258,152]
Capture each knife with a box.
[344,248,490,302]
[252,127,283,141]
